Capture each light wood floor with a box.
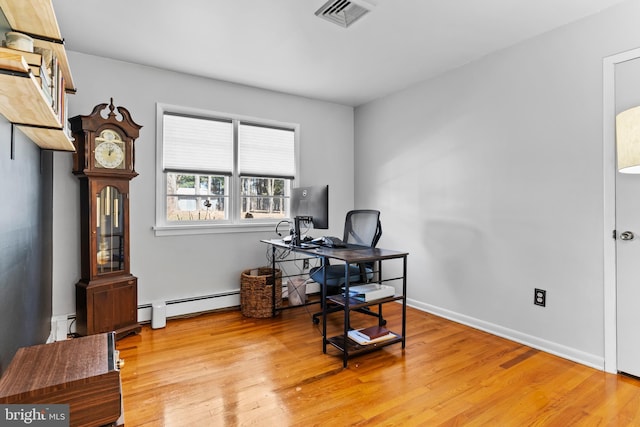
[116,302,640,426]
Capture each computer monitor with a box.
[290,185,328,245]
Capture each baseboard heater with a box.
[141,283,319,326]
[138,290,241,325]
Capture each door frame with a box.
[603,47,640,374]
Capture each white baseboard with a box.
[51,292,602,371]
[407,298,604,371]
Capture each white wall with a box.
[52,53,354,319]
[354,0,640,369]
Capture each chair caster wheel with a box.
[313,317,320,324]
[381,319,387,326]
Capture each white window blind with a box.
[239,123,295,178]
[163,114,233,174]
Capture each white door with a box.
[615,57,640,377]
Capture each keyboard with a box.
[311,236,346,248]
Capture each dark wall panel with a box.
[0,117,53,374]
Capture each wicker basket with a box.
[240,267,282,318]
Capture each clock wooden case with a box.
[71,99,142,339]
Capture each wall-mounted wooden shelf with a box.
[17,125,74,151]
[0,53,74,151]
[0,0,75,91]
[0,0,76,151]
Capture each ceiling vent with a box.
[315,0,377,28]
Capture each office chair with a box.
[310,209,385,325]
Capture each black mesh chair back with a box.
[343,210,382,248]
[310,209,385,325]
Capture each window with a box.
[156,104,297,234]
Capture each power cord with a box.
[264,246,326,330]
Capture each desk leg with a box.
[343,263,351,368]
[271,245,277,317]
[402,255,407,349]
[322,256,328,354]
[378,260,384,327]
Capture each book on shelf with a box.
[34,75,52,105]
[34,46,53,76]
[62,90,70,137]
[32,46,58,111]
[34,63,52,103]
[355,325,390,340]
[343,284,395,301]
[51,53,59,112]
[347,328,397,346]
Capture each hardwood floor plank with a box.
[116,304,640,426]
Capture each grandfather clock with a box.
[71,99,142,339]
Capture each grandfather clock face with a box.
[96,185,125,274]
[70,99,142,177]
[94,129,126,170]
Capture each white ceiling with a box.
[52,0,627,107]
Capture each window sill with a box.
[153,222,281,237]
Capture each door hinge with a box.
[613,230,617,240]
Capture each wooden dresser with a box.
[0,333,123,427]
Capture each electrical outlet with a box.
[534,288,546,307]
[303,259,309,269]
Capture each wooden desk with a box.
[0,333,123,427]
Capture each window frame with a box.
[154,103,299,236]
